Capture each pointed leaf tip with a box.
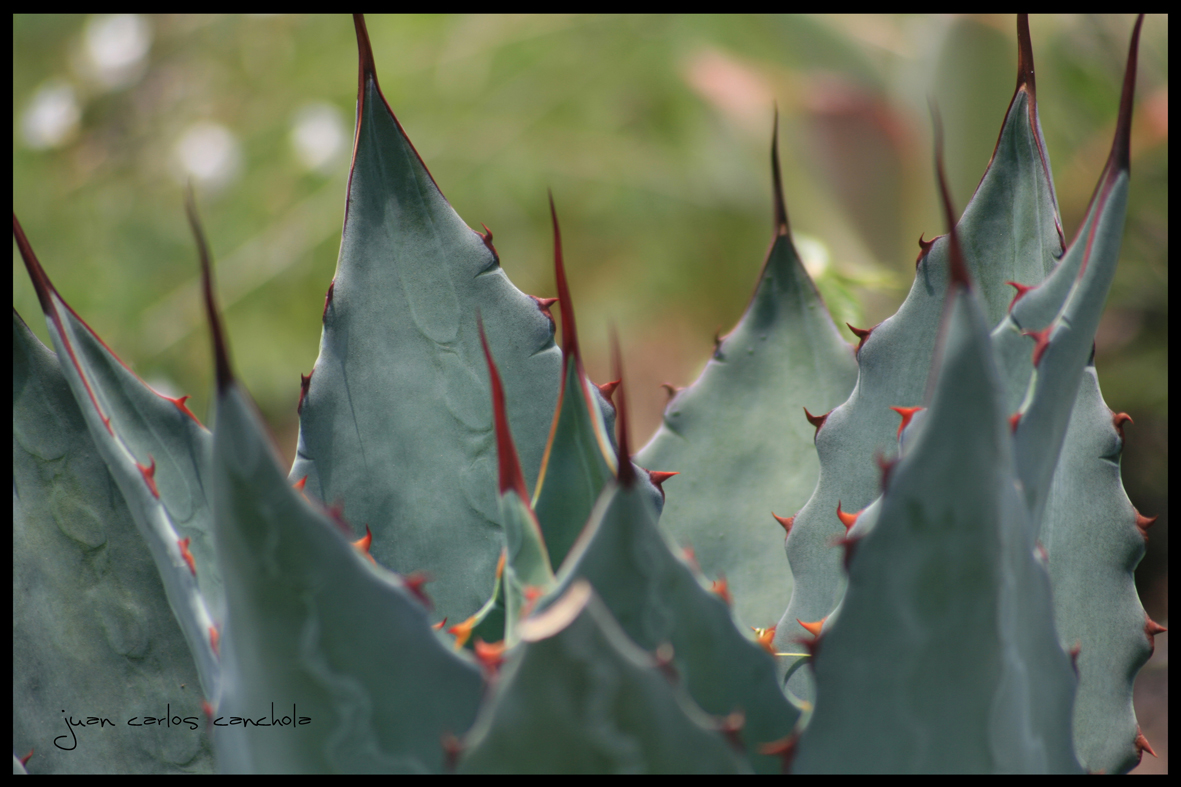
[478,318,529,501]
[611,328,636,488]
[770,108,790,237]
[550,192,582,369]
[1111,15,1143,175]
[931,105,970,288]
[187,187,234,394]
[1016,14,1035,98]
[353,14,377,93]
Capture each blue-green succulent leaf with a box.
[637,124,858,630]
[289,16,561,626]
[13,310,214,774]
[458,580,749,774]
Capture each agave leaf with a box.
[199,229,484,772]
[478,319,556,646]
[13,218,221,702]
[794,231,1079,773]
[13,311,214,774]
[458,580,749,774]
[289,16,561,625]
[636,122,859,630]
[1041,366,1158,774]
[530,198,619,571]
[539,351,800,773]
[774,15,1066,701]
[986,20,1154,772]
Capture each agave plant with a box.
[13,14,1163,774]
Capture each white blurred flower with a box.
[21,80,81,150]
[290,102,348,174]
[84,14,152,90]
[173,121,242,192]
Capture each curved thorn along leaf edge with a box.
[13,14,1160,774]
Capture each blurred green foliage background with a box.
[13,15,1167,631]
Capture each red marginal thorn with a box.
[1144,614,1167,658]
[403,571,434,610]
[890,405,923,440]
[298,370,313,414]
[803,406,828,436]
[681,544,699,572]
[1068,641,1082,676]
[293,475,308,491]
[179,537,197,576]
[646,470,678,500]
[1023,324,1053,366]
[835,501,859,531]
[531,295,558,333]
[758,732,799,774]
[1005,280,1034,313]
[1133,508,1157,543]
[797,618,825,638]
[772,513,794,537]
[1134,727,1157,759]
[478,317,530,500]
[352,525,376,564]
[441,732,463,773]
[202,700,214,722]
[846,323,873,355]
[915,232,937,266]
[495,549,507,580]
[137,456,159,499]
[479,223,499,260]
[1035,541,1049,565]
[718,709,746,752]
[448,616,477,650]
[751,625,776,656]
[19,749,34,767]
[713,328,725,358]
[1111,412,1133,441]
[660,382,683,400]
[1009,412,1021,434]
[597,379,620,405]
[710,575,732,606]
[164,394,201,425]
[473,638,506,675]
[432,617,447,631]
[322,279,335,323]
[209,626,220,657]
